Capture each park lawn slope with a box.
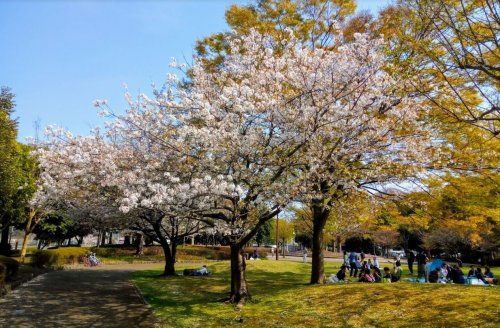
[133,261,500,328]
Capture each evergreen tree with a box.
[0,87,20,255]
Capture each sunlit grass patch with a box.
[133,260,500,328]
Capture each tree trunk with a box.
[135,233,144,255]
[310,201,330,284]
[108,231,113,245]
[20,209,36,262]
[160,241,177,276]
[100,231,106,246]
[0,226,11,255]
[229,244,250,304]
[124,235,131,246]
[77,236,83,246]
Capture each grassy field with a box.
[133,260,500,328]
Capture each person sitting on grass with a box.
[382,267,392,283]
[475,267,489,285]
[367,259,373,270]
[438,263,449,284]
[484,266,497,284]
[467,265,477,277]
[391,262,403,282]
[428,269,439,283]
[337,265,347,281]
[449,265,465,284]
[359,268,375,283]
[372,267,382,282]
[329,265,347,283]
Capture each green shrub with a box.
[88,245,236,263]
[143,246,164,256]
[92,246,133,257]
[178,246,231,261]
[31,247,88,268]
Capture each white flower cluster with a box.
[34,28,433,242]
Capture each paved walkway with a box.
[0,264,162,328]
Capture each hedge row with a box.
[93,245,233,261]
[31,247,88,268]
[29,245,269,267]
[93,245,268,262]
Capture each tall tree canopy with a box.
[0,87,21,254]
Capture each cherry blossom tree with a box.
[291,32,434,283]
[174,29,432,296]
[35,121,214,275]
[37,27,433,302]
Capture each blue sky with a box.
[0,0,391,140]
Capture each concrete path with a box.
[0,265,161,328]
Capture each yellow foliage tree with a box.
[378,0,499,136]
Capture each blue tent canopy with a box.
[427,259,444,272]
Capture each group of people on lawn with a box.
[329,250,496,285]
[412,250,496,285]
[330,251,402,283]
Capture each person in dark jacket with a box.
[476,267,489,285]
[484,266,497,284]
[449,265,466,284]
[416,251,428,281]
[407,250,415,275]
[336,265,347,281]
[467,265,477,277]
[382,267,392,283]
[428,269,439,283]
[372,267,382,282]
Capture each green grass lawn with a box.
[133,260,500,328]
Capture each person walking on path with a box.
[302,249,308,263]
[407,250,415,275]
